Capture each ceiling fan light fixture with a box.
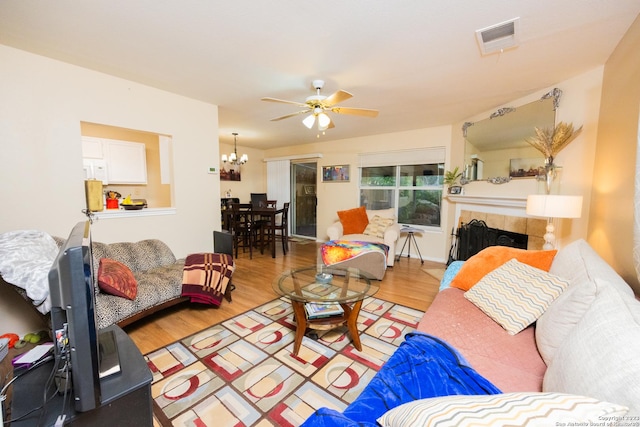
[302,114,316,129]
[318,112,331,129]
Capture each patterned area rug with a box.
[145,297,424,426]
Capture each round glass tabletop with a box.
[272,266,379,304]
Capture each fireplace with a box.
[455,219,529,261]
[446,196,548,263]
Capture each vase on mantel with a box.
[539,158,562,194]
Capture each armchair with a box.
[326,208,400,266]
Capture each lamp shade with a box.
[526,195,583,219]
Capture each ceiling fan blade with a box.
[330,106,379,118]
[261,97,308,108]
[270,110,310,121]
[323,90,353,107]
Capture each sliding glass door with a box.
[291,162,317,239]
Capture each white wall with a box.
[451,67,604,249]
[0,45,220,333]
[266,68,604,262]
[265,126,454,263]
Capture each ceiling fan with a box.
[261,80,379,132]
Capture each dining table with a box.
[251,205,285,258]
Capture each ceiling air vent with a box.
[476,17,520,56]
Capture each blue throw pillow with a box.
[440,261,465,291]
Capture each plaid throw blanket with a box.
[321,240,389,266]
[181,253,235,306]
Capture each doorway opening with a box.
[291,162,317,239]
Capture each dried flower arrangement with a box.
[525,121,583,165]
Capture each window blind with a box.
[358,147,445,167]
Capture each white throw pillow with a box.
[377,392,628,427]
[464,258,570,335]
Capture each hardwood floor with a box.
[125,240,445,354]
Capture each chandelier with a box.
[221,132,248,166]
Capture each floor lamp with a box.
[526,195,583,250]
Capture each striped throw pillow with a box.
[464,258,570,335]
[377,392,628,427]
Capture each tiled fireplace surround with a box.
[449,195,548,251]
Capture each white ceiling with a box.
[1,1,638,149]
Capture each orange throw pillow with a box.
[450,246,558,291]
[337,206,369,235]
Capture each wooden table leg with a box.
[291,300,307,355]
[344,300,364,351]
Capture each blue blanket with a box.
[301,332,501,427]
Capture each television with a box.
[48,221,120,413]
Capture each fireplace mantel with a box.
[446,195,527,209]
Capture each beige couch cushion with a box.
[543,279,640,416]
[537,239,634,365]
[548,239,633,297]
[536,279,597,365]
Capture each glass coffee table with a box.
[273,266,379,355]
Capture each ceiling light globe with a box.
[303,114,316,129]
[318,113,331,128]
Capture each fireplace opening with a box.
[452,219,528,262]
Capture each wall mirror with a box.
[462,89,560,182]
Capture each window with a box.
[358,149,445,227]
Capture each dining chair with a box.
[250,193,268,208]
[254,199,278,253]
[228,203,253,259]
[273,202,290,255]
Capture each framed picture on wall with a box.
[509,158,541,178]
[322,165,350,182]
[220,167,241,181]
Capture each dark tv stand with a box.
[11,325,152,426]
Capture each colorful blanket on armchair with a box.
[321,240,389,266]
[181,253,234,306]
[301,332,501,427]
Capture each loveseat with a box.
[303,239,640,425]
[327,207,401,267]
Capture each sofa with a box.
[327,207,401,267]
[87,238,187,329]
[303,239,640,425]
[1,231,187,331]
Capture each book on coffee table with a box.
[304,302,344,319]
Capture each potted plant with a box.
[444,167,463,194]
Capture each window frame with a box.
[359,162,444,229]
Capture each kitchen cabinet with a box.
[82,137,147,184]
